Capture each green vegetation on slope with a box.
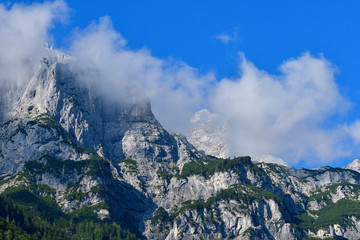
[150,207,170,224]
[0,217,35,240]
[24,154,110,179]
[180,156,252,179]
[154,156,254,181]
[121,158,138,174]
[294,198,360,232]
[0,188,140,240]
[303,237,337,240]
[152,183,282,222]
[308,182,360,203]
[27,113,58,129]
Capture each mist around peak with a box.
[2,1,360,167]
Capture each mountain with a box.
[188,110,288,167]
[188,109,229,159]
[1,49,360,239]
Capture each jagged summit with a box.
[0,49,199,176]
[0,48,69,124]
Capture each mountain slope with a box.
[0,50,200,235]
[1,50,360,239]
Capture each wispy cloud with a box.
[0,0,68,84]
[69,17,215,133]
[215,28,239,46]
[215,34,231,45]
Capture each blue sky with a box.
[56,0,360,124]
[56,1,360,87]
[2,1,360,168]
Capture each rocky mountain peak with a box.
[2,49,360,240]
[188,109,229,158]
[344,158,360,173]
[0,50,199,175]
[188,109,289,166]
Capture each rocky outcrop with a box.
[188,109,229,159]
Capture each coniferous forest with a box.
[0,192,140,240]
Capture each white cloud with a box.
[69,17,215,133]
[215,28,239,46]
[0,0,68,84]
[210,53,351,165]
[1,1,358,166]
[216,34,231,45]
[189,109,230,159]
[345,120,360,143]
[71,19,355,165]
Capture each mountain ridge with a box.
[1,49,360,239]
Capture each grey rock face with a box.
[2,49,360,239]
[0,50,198,233]
[188,109,229,159]
[188,110,289,166]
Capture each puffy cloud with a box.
[71,18,355,165]
[211,53,351,165]
[0,0,68,84]
[69,17,215,133]
[0,1,358,166]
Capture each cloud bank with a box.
[0,0,68,84]
[69,17,215,133]
[211,53,351,164]
[1,1,360,166]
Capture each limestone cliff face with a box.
[2,50,360,239]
